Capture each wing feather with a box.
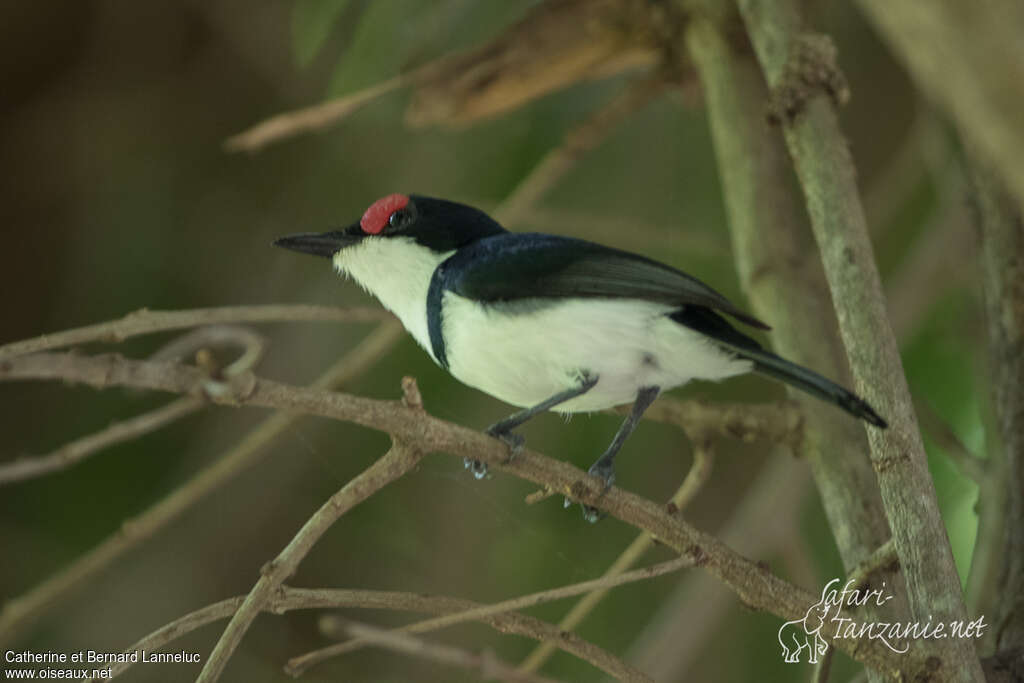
[440,233,769,329]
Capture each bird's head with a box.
[274,194,506,261]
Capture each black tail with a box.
[671,307,888,429]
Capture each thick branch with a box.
[970,161,1024,653]
[735,2,983,679]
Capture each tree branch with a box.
[734,2,983,679]
[0,349,910,674]
[518,439,714,673]
[338,619,565,683]
[0,321,404,644]
[0,305,392,361]
[851,0,1024,210]
[0,397,202,485]
[293,558,689,678]
[970,159,1024,654]
[196,438,426,682]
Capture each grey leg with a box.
[579,385,660,522]
[464,373,599,479]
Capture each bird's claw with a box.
[561,459,616,522]
[463,458,489,479]
[486,428,525,464]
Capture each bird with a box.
[276,194,886,521]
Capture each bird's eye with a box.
[388,209,410,230]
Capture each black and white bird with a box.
[276,194,886,519]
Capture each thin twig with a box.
[291,557,691,673]
[625,398,803,451]
[494,75,665,227]
[87,586,645,683]
[0,321,404,644]
[195,435,426,682]
[2,322,267,484]
[914,399,987,483]
[225,73,414,153]
[340,619,563,683]
[0,349,911,674]
[0,398,201,485]
[0,304,392,361]
[518,441,713,673]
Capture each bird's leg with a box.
[577,385,660,523]
[464,373,599,479]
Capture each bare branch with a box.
[735,4,984,680]
[195,436,426,682]
[518,441,713,673]
[494,75,665,226]
[293,557,691,671]
[970,159,1024,653]
[88,586,646,683]
[0,349,910,674]
[0,397,201,485]
[852,0,1024,209]
[340,619,564,683]
[0,321,404,643]
[0,304,392,361]
[224,74,412,153]
[624,397,803,451]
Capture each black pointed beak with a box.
[273,228,361,258]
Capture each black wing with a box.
[439,233,769,329]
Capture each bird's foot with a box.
[463,458,489,479]
[562,457,616,523]
[485,427,526,464]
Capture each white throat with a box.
[333,237,452,359]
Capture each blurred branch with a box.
[406,0,669,128]
[685,4,897,603]
[852,0,1024,210]
[90,586,643,683]
[735,2,984,680]
[0,304,392,361]
[339,619,564,683]
[296,558,691,676]
[970,159,1024,654]
[0,321,404,644]
[625,452,810,679]
[0,349,909,673]
[885,204,974,343]
[915,399,987,484]
[0,397,200,485]
[224,73,411,152]
[628,396,802,450]
[518,440,713,674]
[196,437,427,683]
[226,0,676,152]
[1,323,265,486]
[495,75,666,226]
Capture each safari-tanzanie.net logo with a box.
[777,578,987,664]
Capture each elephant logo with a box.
[778,599,831,664]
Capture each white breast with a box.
[332,237,452,359]
[441,295,752,412]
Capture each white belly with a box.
[441,294,752,412]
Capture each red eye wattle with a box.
[360,194,409,234]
